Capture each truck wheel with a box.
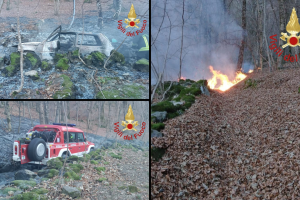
[28,138,46,161]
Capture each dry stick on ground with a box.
[10,0,24,96]
[82,69,106,99]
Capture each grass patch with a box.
[98,177,107,182]
[151,123,165,131]
[118,186,127,190]
[48,169,59,178]
[108,152,122,159]
[128,185,138,193]
[244,79,257,88]
[90,160,98,164]
[63,170,81,180]
[94,167,106,172]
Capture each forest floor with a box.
[151,68,300,199]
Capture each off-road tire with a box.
[28,138,46,161]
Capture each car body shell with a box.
[12,124,95,165]
[17,26,114,60]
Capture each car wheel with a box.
[27,138,46,161]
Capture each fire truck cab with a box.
[13,123,95,165]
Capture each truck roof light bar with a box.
[53,123,76,127]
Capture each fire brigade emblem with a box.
[125,4,140,28]
[280,8,300,48]
[121,105,139,131]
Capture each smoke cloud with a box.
[151,0,244,84]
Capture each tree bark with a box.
[236,0,246,72]
[87,102,91,130]
[179,0,185,79]
[96,0,103,29]
[5,102,12,132]
[76,101,78,125]
[55,101,60,123]
[18,102,21,134]
[44,102,49,124]
[113,0,122,19]
[60,101,64,123]
[39,102,44,124]
[67,101,70,119]
[27,102,33,127]
[263,0,272,71]
[257,0,263,71]
[277,0,284,69]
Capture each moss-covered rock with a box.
[1,52,20,77]
[151,123,165,131]
[96,84,146,99]
[31,188,48,194]
[48,169,59,178]
[12,180,36,190]
[128,185,138,193]
[55,57,69,71]
[151,147,166,162]
[41,61,51,71]
[53,74,74,99]
[110,50,125,64]
[133,58,149,72]
[46,157,63,169]
[54,53,67,63]
[25,52,41,69]
[0,187,21,195]
[12,191,47,200]
[90,51,106,66]
[151,101,179,113]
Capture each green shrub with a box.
[46,157,63,169]
[94,167,106,172]
[63,170,81,180]
[48,169,59,178]
[69,163,84,173]
[103,162,109,165]
[151,101,178,112]
[98,177,107,182]
[31,188,49,194]
[68,155,79,161]
[244,79,257,88]
[151,147,166,162]
[90,160,98,164]
[128,185,138,193]
[151,123,165,131]
[108,152,122,159]
[13,192,47,200]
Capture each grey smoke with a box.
[152,0,247,84]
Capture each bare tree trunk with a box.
[236,0,246,72]
[11,0,24,95]
[27,102,33,127]
[54,0,60,16]
[5,102,12,132]
[18,102,21,134]
[96,0,103,29]
[113,0,122,19]
[277,0,284,69]
[76,102,78,125]
[60,101,64,123]
[67,101,70,119]
[179,0,185,79]
[263,0,272,71]
[23,101,24,118]
[44,102,49,124]
[55,102,60,123]
[39,102,44,124]
[257,0,263,71]
[87,102,91,130]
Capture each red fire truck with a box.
[12,123,95,165]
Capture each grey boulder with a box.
[151,130,163,138]
[14,169,37,180]
[151,111,167,123]
[62,185,81,198]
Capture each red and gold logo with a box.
[280,7,300,48]
[121,105,139,131]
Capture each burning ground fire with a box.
[207,66,248,91]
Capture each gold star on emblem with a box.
[124,4,140,28]
[121,105,139,131]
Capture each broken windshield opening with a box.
[46,25,62,42]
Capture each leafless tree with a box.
[55,101,60,123]
[4,102,12,132]
[39,102,45,124]
[54,0,60,16]
[27,102,33,127]
[43,102,49,124]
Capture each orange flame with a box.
[207,66,247,91]
[178,76,186,81]
[248,70,253,73]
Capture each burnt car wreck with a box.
[16,26,114,60]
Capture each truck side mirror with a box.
[57,138,60,143]
[84,138,86,142]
